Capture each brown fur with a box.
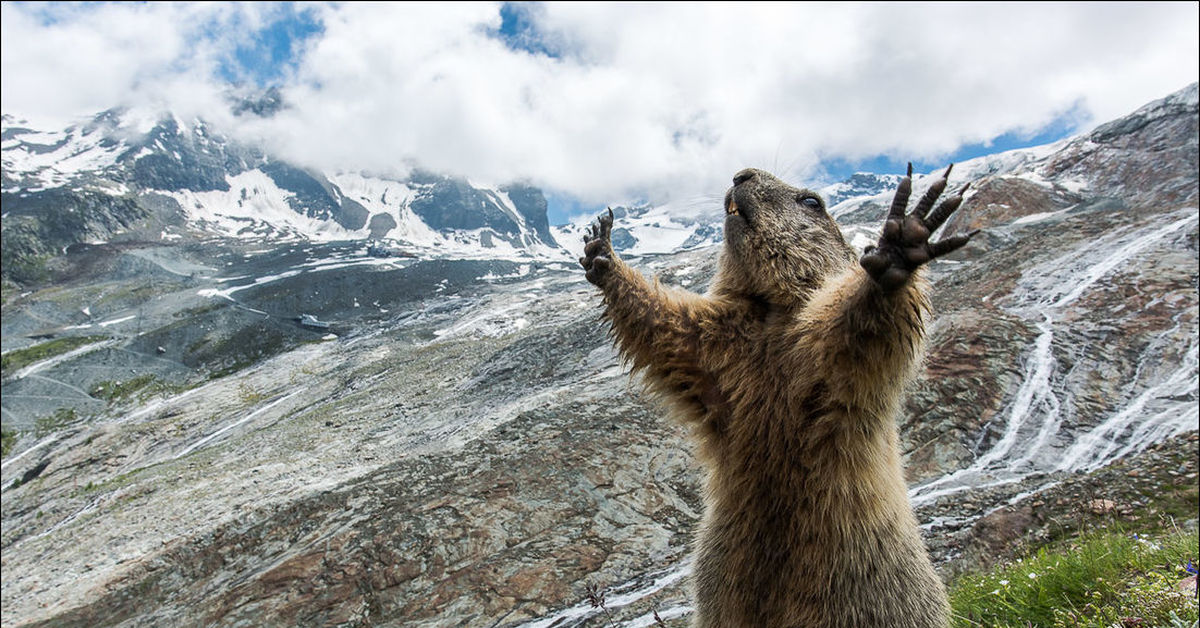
[586,168,950,627]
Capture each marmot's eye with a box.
[799,196,822,209]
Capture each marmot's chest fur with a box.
[581,165,975,627]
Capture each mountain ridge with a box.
[2,107,568,281]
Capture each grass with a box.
[1,425,16,458]
[951,525,1199,627]
[1,335,109,379]
[90,374,182,405]
[237,381,268,405]
[33,407,79,437]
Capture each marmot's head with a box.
[715,168,856,305]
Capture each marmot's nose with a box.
[733,169,758,186]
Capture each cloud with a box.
[3,2,1197,212]
[0,2,287,125]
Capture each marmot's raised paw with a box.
[860,163,979,292]
[580,208,616,286]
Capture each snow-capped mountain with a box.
[552,201,724,257]
[1,108,567,280]
[820,171,904,207]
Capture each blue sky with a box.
[3,2,1196,225]
[213,3,324,87]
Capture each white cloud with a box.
[3,2,1197,212]
[0,2,283,126]
[2,3,186,124]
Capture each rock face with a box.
[405,174,555,252]
[1,84,1197,627]
[259,161,370,231]
[124,115,249,193]
[500,182,556,246]
[0,189,151,284]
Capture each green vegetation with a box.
[1,425,16,458]
[951,527,1199,627]
[33,407,78,436]
[90,374,180,404]
[1,277,23,307]
[189,324,290,380]
[1,335,108,379]
[237,381,268,405]
[2,252,54,286]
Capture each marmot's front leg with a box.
[860,163,978,291]
[800,165,978,410]
[579,208,698,364]
[580,210,725,424]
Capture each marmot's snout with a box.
[732,168,759,186]
[725,168,788,227]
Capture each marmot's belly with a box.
[690,508,947,628]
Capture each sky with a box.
[2,2,1197,224]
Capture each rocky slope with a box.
[1,83,1197,627]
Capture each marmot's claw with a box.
[912,164,952,219]
[864,164,980,291]
[929,229,980,258]
[581,208,617,286]
[887,162,914,220]
[925,182,969,232]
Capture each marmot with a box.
[580,165,975,627]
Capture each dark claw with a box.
[912,164,952,219]
[929,183,969,231]
[888,163,913,220]
[928,229,979,258]
[863,162,980,292]
[925,194,963,232]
